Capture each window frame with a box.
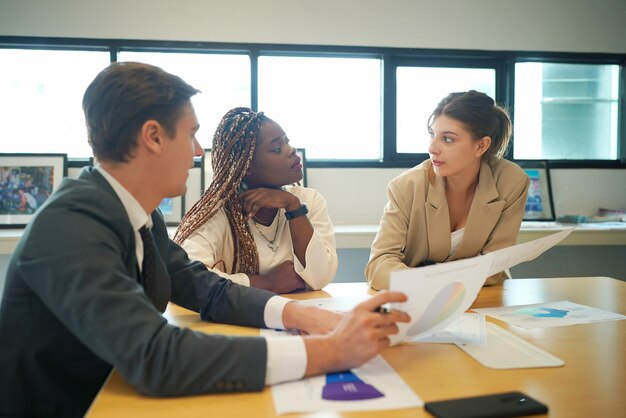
[254,49,385,162]
[1,36,624,169]
[509,52,626,168]
[387,54,507,168]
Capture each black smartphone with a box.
[424,391,548,418]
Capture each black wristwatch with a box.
[284,203,308,220]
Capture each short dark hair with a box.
[82,62,200,162]
[428,90,512,161]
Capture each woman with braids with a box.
[366,90,529,290]
[175,107,337,293]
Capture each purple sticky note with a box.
[322,371,384,401]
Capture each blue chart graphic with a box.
[322,371,384,401]
[515,307,569,318]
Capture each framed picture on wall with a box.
[517,160,555,221]
[201,148,213,193]
[0,153,67,228]
[296,148,307,187]
[158,196,184,226]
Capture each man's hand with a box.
[282,303,343,335]
[302,291,410,376]
[249,261,306,293]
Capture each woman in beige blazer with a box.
[366,91,529,290]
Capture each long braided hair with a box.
[174,107,268,275]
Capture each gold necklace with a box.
[252,218,280,252]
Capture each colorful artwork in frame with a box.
[0,153,67,228]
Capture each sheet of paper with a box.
[456,322,564,369]
[388,254,493,345]
[296,296,369,312]
[414,313,486,346]
[473,300,626,328]
[262,309,488,346]
[271,355,422,415]
[487,227,574,276]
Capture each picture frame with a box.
[158,196,185,226]
[201,147,307,192]
[201,148,213,194]
[296,148,307,187]
[516,160,555,221]
[0,153,68,228]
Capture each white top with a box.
[182,185,338,290]
[96,166,306,386]
[449,228,465,256]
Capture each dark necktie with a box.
[139,226,156,293]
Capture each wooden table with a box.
[88,277,626,418]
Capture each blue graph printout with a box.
[473,301,626,328]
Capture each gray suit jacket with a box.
[366,159,530,290]
[0,167,276,418]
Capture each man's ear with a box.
[139,120,164,154]
[475,136,492,157]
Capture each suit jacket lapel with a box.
[453,162,505,259]
[425,174,451,261]
[81,167,170,312]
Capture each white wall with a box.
[69,165,626,225]
[276,168,626,223]
[1,0,626,53]
[2,0,626,223]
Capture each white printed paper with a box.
[486,227,574,276]
[389,254,493,345]
[385,229,574,345]
[415,313,486,346]
[456,322,564,368]
[260,302,487,345]
[473,300,626,328]
[271,355,422,414]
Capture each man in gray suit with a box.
[0,62,408,418]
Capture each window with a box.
[1,37,624,167]
[514,62,620,160]
[0,48,110,157]
[118,51,251,146]
[395,66,496,154]
[257,55,382,160]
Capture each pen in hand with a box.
[374,305,390,314]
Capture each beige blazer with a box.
[365,158,530,290]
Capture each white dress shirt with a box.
[95,166,307,385]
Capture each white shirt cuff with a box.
[264,336,307,385]
[263,295,294,330]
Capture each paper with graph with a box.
[271,355,422,414]
[388,229,574,345]
[473,300,626,328]
[389,254,493,345]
